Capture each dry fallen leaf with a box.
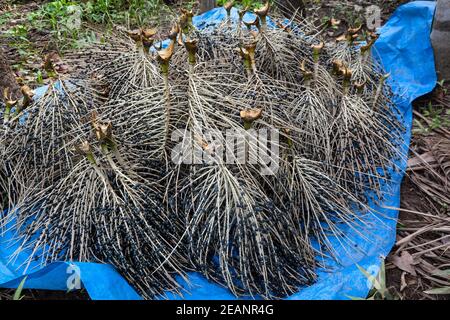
[391,251,417,276]
[400,272,407,292]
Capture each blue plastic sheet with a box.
[0,1,437,300]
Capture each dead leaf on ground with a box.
[400,272,408,292]
[390,251,417,276]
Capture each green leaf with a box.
[356,264,382,291]
[13,276,27,300]
[424,287,450,295]
[432,269,450,277]
[346,295,367,300]
[379,259,386,293]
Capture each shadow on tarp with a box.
[0,1,437,300]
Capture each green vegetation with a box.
[1,0,273,53]
[217,0,268,9]
[82,0,169,25]
[351,260,400,300]
[13,277,27,301]
[3,24,31,55]
[413,102,450,135]
[27,1,82,46]
[1,23,38,75]
[21,1,170,50]
[424,270,450,295]
[0,12,12,26]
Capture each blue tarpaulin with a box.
[0,1,437,300]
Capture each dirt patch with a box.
[385,86,450,300]
[387,178,447,300]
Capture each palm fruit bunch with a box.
[0,2,405,299]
